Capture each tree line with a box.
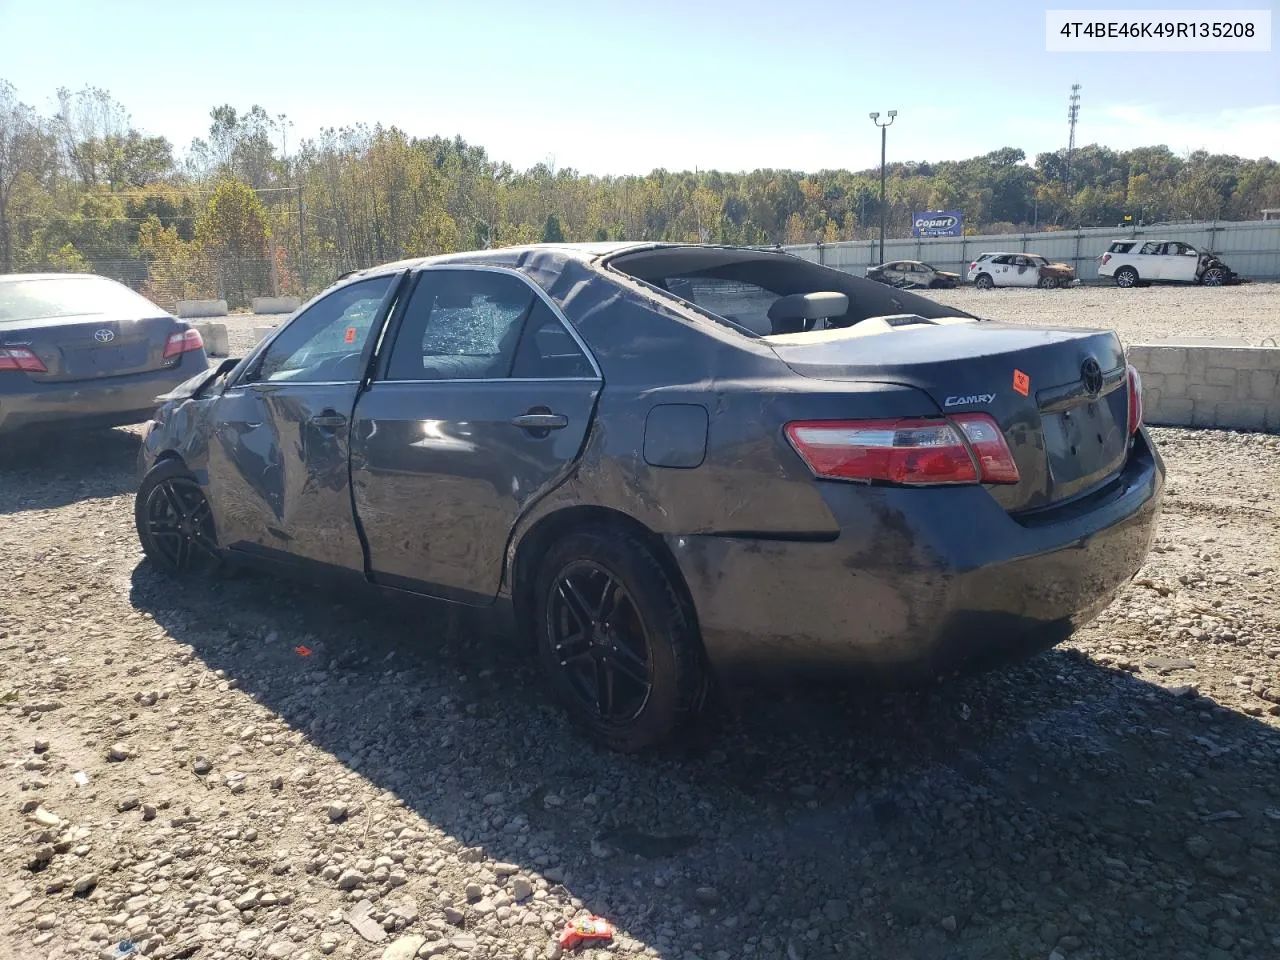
[2,81,1278,306]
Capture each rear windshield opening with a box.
[607,247,972,337]
[0,275,163,323]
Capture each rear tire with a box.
[1114,267,1139,289]
[135,459,222,575]
[533,525,706,752]
[974,273,994,290]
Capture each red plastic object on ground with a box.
[558,916,615,950]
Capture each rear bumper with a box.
[0,350,208,435]
[670,429,1164,681]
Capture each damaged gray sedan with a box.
[136,242,1164,751]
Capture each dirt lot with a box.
[924,282,1280,346]
[2,422,1279,960]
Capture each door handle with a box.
[510,412,568,431]
[309,411,348,428]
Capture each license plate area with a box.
[1042,393,1127,484]
[64,342,150,375]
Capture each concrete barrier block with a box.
[1138,346,1187,375]
[1214,402,1267,431]
[1164,373,1188,397]
[251,296,301,315]
[252,325,278,343]
[1206,366,1238,387]
[1250,369,1279,401]
[176,299,228,318]
[1147,397,1192,425]
[191,321,229,357]
[1267,403,1280,431]
[1190,401,1219,427]
[1141,371,1165,390]
[1187,384,1234,403]
[1255,349,1280,371]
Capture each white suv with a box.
[1097,239,1237,288]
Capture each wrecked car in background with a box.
[135,242,1163,752]
[967,253,1078,289]
[865,260,961,290]
[1097,240,1238,288]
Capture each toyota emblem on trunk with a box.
[1081,357,1103,397]
[94,329,115,343]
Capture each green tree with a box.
[195,179,269,307]
[541,213,565,243]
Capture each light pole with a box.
[869,110,897,266]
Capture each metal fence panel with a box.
[787,219,1280,282]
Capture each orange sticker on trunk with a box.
[343,326,357,344]
[1013,369,1030,396]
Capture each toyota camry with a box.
[1,273,208,438]
[135,242,1164,751]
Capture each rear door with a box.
[1137,241,1164,279]
[205,273,401,573]
[350,266,601,603]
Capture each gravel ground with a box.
[3,426,1280,960]
[921,283,1280,347]
[218,283,1280,360]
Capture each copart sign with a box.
[912,211,964,238]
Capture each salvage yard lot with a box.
[3,286,1280,960]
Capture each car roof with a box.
[0,272,112,282]
[341,242,805,282]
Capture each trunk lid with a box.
[767,319,1129,512]
[1,313,188,383]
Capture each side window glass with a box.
[255,275,394,383]
[386,270,534,381]
[1140,242,1161,255]
[511,299,595,379]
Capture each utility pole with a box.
[869,110,897,267]
[1066,84,1081,185]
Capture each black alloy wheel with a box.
[136,462,221,574]
[546,560,653,725]
[533,525,706,752]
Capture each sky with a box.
[1,0,1276,174]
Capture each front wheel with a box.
[533,526,706,752]
[1037,276,1058,289]
[135,459,222,575]
[974,274,994,290]
[1201,267,1228,286]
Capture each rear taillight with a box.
[1101,253,1111,265]
[968,261,978,270]
[0,346,48,373]
[163,328,204,359]
[784,413,1019,486]
[1127,363,1143,436]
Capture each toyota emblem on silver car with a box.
[94,329,116,343]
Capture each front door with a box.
[350,267,601,603]
[206,273,401,573]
